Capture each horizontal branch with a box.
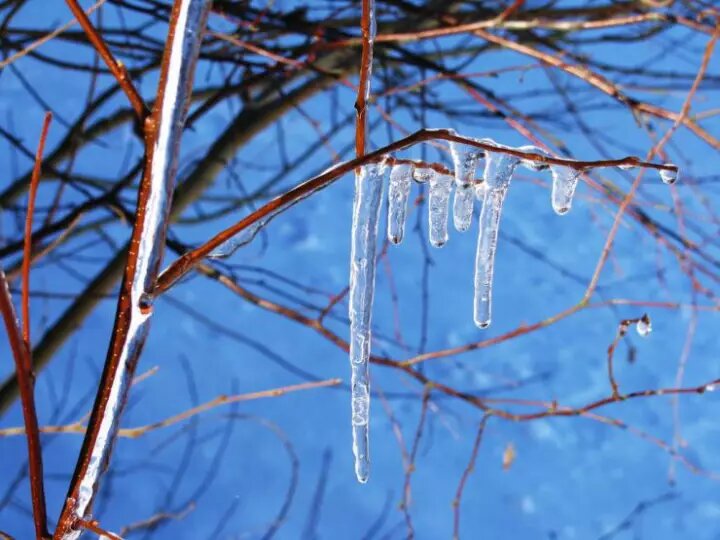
[156,127,677,294]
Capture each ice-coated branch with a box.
[54,1,211,538]
[156,128,678,296]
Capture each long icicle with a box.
[348,163,385,483]
[350,0,378,483]
[474,150,519,329]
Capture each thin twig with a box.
[22,112,52,346]
[64,0,146,119]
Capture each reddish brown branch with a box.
[0,269,48,539]
[354,0,373,158]
[453,415,490,539]
[606,315,648,398]
[156,129,675,295]
[64,0,146,119]
[22,112,52,347]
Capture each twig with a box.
[453,416,490,540]
[64,0,146,119]
[0,0,107,70]
[0,269,48,540]
[22,112,52,346]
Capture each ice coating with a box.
[428,172,453,247]
[517,145,549,171]
[474,150,520,329]
[450,141,482,232]
[58,1,212,537]
[387,163,413,244]
[550,165,582,215]
[348,163,385,483]
[208,221,265,257]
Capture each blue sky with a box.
[1,1,720,538]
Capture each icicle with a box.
[474,150,520,329]
[348,162,385,483]
[660,164,679,184]
[428,172,453,247]
[449,141,481,232]
[550,165,582,215]
[387,163,413,244]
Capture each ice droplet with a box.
[348,162,385,483]
[387,163,413,244]
[636,314,652,337]
[660,164,679,185]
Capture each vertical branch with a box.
[354,0,375,157]
[53,1,212,538]
[0,112,54,540]
[22,112,52,346]
[0,270,48,539]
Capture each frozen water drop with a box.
[636,314,652,337]
[660,164,679,185]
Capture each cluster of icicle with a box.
[348,135,678,483]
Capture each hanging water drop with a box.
[474,149,520,329]
[348,162,385,483]
[550,165,582,215]
[450,141,481,232]
[660,164,679,185]
[636,314,652,337]
[387,163,413,244]
[428,171,453,247]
